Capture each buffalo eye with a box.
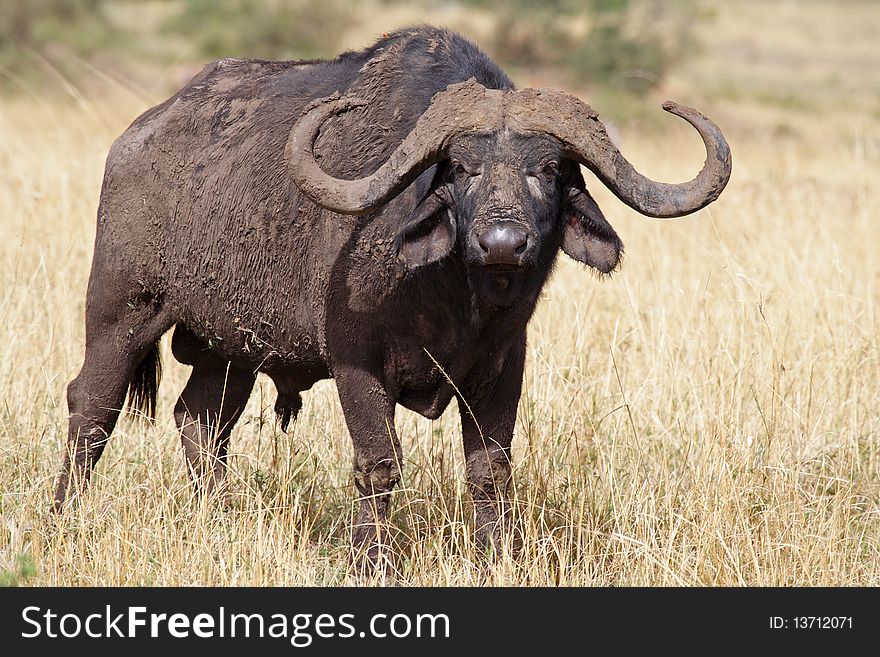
[528,161,559,184]
[449,159,478,181]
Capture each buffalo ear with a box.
[396,186,457,267]
[561,187,623,274]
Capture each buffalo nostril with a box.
[477,224,529,264]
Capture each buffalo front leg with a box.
[459,336,525,551]
[334,369,401,573]
[174,356,255,500]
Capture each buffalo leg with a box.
[53,305,172,510]
[459,336,526,550]
[334,369,401,572]
[174,356,255,499]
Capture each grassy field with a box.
[1,0,878,585]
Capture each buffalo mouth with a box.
[484,263,523,273]
[483,263,527,290]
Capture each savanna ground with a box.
[1,0,878,585]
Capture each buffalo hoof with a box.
[349,525,397,583]
[474,508,520,560]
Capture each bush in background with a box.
[166,0,348,62]
[0,0,699,96]
[454,0,697,94]
[0,0,119,89]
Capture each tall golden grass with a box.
[1,0,878,585]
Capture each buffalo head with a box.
[286,79,731,306]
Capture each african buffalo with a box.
[53,26,731,568]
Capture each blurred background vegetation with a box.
[1,0,878,142]
[0,0,699,99]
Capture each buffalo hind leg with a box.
[174,355,255,500]
[53,307,173,510]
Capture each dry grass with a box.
[1,0,878,586]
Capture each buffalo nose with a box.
[477,223,529,265]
